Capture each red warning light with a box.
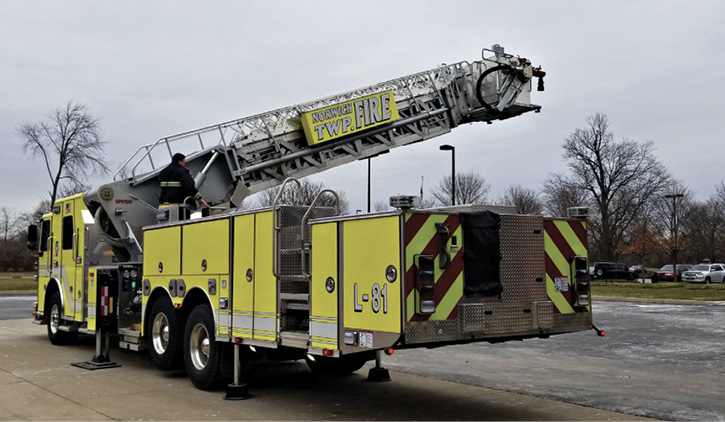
[322,349,334,357]
[384,348,394,355]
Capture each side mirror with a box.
[27,224,39,251]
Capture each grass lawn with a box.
[4,272,725,301]
[0,272,36,292]
[592,281,725,301]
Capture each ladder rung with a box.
[280,293,309,302]
[284,302,310,311]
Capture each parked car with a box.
[591,262,630,280]
[628,265,647,279]
[651,264,692,282]
[682,263,725,284]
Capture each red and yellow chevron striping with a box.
[404,212,464,322]
[543,219,588,314]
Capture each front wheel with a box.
[147,299,183,370]
[184,305,224,390]
[705,277,711,285]
[47,291,77,345]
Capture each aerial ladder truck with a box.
[28,45,598,393]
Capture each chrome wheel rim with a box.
[49,303,60,335]
[152,313,170,355]
[189,323,210,370]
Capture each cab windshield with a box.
[690,265,709,271]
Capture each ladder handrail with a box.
[113,60,478,183]
[300,189,339,278]
[271,178,303,279]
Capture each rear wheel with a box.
[184,305,224,390]
[47,291,77,345]
[147,299,183,370]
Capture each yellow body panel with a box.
[144,226,181,275]
[37,215,51,313]
[310,222,339,349]
[45,195,87,320]
[342,216,402,334]
[182,219,230,275]
[87,268,98,331]
[71,197,87,321]
[232,214,256,339]
[253,211,276,341]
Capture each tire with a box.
[147,299,183,371]
[305,353,370,376]
[705,277,711,285]
[46,291,77,345]
[184,305,224,390]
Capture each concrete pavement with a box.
[0,318,651,421]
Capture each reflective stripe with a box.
[160,181,182,187]
[310,320,338,340]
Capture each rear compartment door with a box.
[341,215,402,350]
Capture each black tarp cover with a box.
[460,211,502,297]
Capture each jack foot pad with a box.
[224,383,252,400]
[72,361,121,370]
[367,367,391,382]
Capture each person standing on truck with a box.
[159,153,208,207]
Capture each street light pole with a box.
[665,192,684,281]
[367,157,371,213]
[440,144,455,205]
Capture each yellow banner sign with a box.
[300,90,400,145]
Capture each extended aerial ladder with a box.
[85,45,545,261]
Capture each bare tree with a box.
[499,185,543,214]
[257,178,350,215]
[374,201,392,212]
[620,205,665,281]
[0,208,21,241]
[563,113,670,260]
[541,173,590,217]
[18,101,108,206]
[0,208,35,271]
[19,199,52,228]
[685,198,723,264]
[431,171,490,206]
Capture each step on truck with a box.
[27,45,600,392]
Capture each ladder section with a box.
[275,206,337,342]
[113,48,541,205]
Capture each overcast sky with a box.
[2,1,724,216]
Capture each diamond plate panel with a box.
[551,312,593,334]
[459,301,554,335]
[276,205,337,293]
[498,214,547,303]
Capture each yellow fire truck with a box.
[28,45,598,394]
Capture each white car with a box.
[682,263,725,284]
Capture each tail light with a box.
[415,255,436,315]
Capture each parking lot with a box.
[386,300,725,421]
[0,316,644,421]
[1,297,723,420]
